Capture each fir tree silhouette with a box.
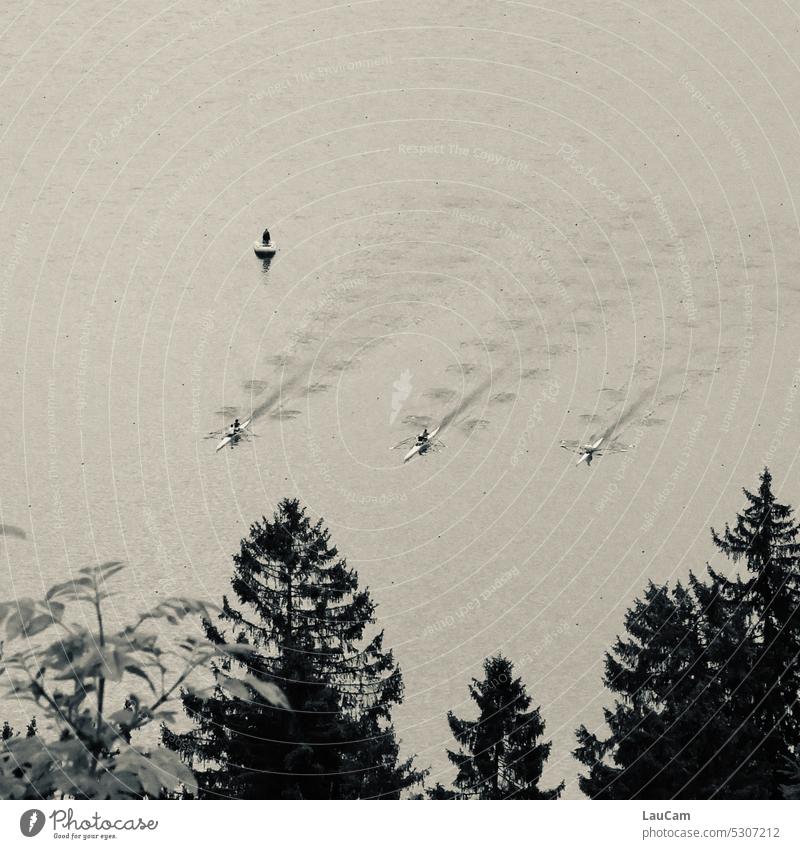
[575,470,800,799]
[708,468,800,796]
[164,498,422,798]
[446,655,563,799]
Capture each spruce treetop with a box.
[446,654,563,800]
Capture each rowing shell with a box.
[215,418,252,452]
[403,425,441,462]
[576,436,603,465]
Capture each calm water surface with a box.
[2,1,799,795]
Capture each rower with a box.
[416,427,429,445]
[262,228,271,245]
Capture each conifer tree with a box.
[425,781,459,799]
[709,468,800,796]
[780,752,800,799]
[575,470,800,799]
[574,581,745,798]
[446,654,563,799]
[687,570,765,798]
[164,497,421,799]
[575,575,786,799]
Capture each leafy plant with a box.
[0,561,285,799]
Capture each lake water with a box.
[2,0,799,796]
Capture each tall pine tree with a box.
[709,468,800,796]
[446,654,563,799]
[574,580,755,798]
[576,469,800,799]
[164,498,421,798]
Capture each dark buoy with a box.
[254,227,276,258]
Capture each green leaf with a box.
[0,775,27,799]
[124,664,156,693]
[125,633,158,654]
[45,577,94,601]
[218,675,251,701]
[24,614,55,638]
[97,772,126,799]
[137,761,163,799]
[153,710,177,723]
[16,598,37,616]
[216,642,255,658]
[174,761,198,796]
[149,749,197,795]
[100,647,124,682]
[46,601,65,619]
[109,709,136,726]
[112,643,132,669]
[246,677,290,710]
[5,613,24,641]
[100,770,141,799]
[0,602,13,627]
[148,748,179,773]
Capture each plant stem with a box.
[92,579,107,777]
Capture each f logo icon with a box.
[19,809,45,837]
